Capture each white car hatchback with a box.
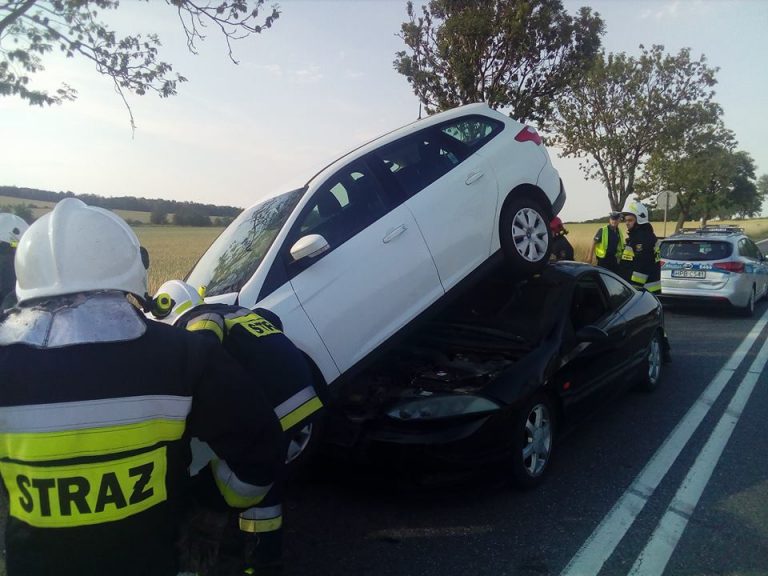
[187,103,565,389]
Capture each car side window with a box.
[571,276,610,331]
[744,238,761,260]
[288,159,388,268]
[372,128,469,200]
[600,273,635,310]
[440,115,504,152]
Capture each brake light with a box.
[660,260,666,267]
[515,126,542,145]
[714,262,745,273]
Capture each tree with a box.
[394,0,604,124]
[0,0,279,128]
[639,124,761,229]
[551,45,719,212]
[150,207,168,225]
[173,204,210,226]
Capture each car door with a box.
[372,120,500,291]
[560,273,630,418]
[285,156,443,373]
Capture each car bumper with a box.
[360,411,517,467]
[660,277,752,307]
[551,179,566,216]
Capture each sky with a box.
[1,0,767,222]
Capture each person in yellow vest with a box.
[589,212,624,273]
[0,199,283,576]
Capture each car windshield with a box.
[186,189,304,297]
[660,240,733,261]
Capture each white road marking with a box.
[560,308,768,576]
[628,333,768,575]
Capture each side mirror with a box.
[576,325,609,343]
[290,234,330,262]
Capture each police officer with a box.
[150,279,323,575]
[589,212,624,272]
[549,216,574,261]
[0,212,29,309]
[0,199,283,576]
[619,199,661,294]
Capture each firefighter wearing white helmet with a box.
[0,212,29,309]
[619,199,661,293]
[150,279,323,575]
[0,198,282,576]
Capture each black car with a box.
[332,262,668,487]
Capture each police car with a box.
[659,226,768,315]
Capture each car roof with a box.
[663,227,746,242]
[303,102,517,188]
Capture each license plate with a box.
[672,270,706,279]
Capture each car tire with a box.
[738,287,756,317]
[508,392,555,489]
[499,196,551,276]
[638,330,663,393]
[284,410,325,479]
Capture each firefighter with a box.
[549,216,574,261]
[149,279,323,575]
[0,212,29,309]
[0,199,283,576]
[619,199,661,294]
[589,212,624,273]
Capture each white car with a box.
[187,102,564,392]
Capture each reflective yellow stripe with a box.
[621,246,634,261]
[224,313,281,338]
[211,459,271,508]
[0,419,186,462]
[10,241,18,248]
[1,446,167,528]
[631,272,649,284]
[187,319,224,342]
[645,281,662,293]
[279,396,323,431]
[175,300,193,317]
[239,515,283,533]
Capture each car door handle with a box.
[465,171,485,185]
[382,225,407,244]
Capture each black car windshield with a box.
[660,240,733,261]
[186,189,304,297]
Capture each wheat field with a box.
[133,226,224,294]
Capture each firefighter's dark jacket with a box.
[619,223,661,293]
[175,303,321,438]
[0,306,283,576]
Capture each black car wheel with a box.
[638,331,663,392]
[509,393,555,489]
[500,196,551,276]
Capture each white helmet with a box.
[0,213,29,247]
[622,199,649,225]
[15,198,148,303]
[150,279,203,325]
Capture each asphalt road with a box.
[283,303,768,576]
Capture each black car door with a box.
[559,272,629,419]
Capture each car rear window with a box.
[660,240,733,261]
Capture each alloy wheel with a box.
[648,336,662,386]
[286,423,313,464]
[521,402,552,477]
[511,208,549,263]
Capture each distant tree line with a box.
[1,186,241,226]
